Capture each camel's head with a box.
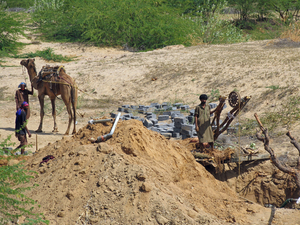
[20,58,36,69]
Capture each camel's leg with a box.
[61,91,72,135]
[71,86,77,134]
[51,98,58,132]
[36,94,44,132]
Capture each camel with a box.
[20,58,77,135]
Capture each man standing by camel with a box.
[15,82,33,120]
[15,102,31,154]
[194,94,216,151]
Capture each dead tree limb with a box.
[254,113,300,189]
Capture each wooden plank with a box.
[226,154,270,163]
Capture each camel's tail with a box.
[71,83,77,132]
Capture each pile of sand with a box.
[22,119,298,224]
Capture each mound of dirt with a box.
[21,119,294,224]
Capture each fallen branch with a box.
[254,113,300,189]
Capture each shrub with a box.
[0,135,49,224]
[0,3,25,57]
[13,47,75,62]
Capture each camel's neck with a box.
[27,67,37,81]
[26,66,38,89]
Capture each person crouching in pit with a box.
[15,101,31,154]
[194,94,216,151]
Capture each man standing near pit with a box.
[194,94,216,151]
[15,82,33,120]
[15,102,31,154]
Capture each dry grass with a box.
[281,22,300,42]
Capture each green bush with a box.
[3,0,33,8]
[0,4,25,57]
[13,47,75,62]
[33,0,200,50]
[0,135,49,224]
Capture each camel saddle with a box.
[38,65,65,81]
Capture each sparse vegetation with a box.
[266,85,280,90]
[0,135,49,224]
[13,48,75,62]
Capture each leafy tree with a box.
[0,3,24,57]
[228,0,257,20]
[0,135,49,224]
[3,0,33,8]
[270,0,300,22]
[184,0,227,18]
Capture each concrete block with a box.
[125,117,131,120]
[181,124,194,131]
[181,129,192,136]
[150,103,159,107]
[123,113,133,118]
[161,133,172,139]
[209,103,218,109]
[110,113,117,118]
[155,104,161,109]
[172,132,181,138]
[174,117,186,124]
[118,107,124,112]
[146,113,156,119]
[189,109,195,116]
[158,115,169,121]
[143,119,153,128]
[174,103,183,108]
[163,111,172,116]
[124,109,132,113]
[150,118,158,125]
[173,128,181,133]
[122,105,130,108]
[131,116,140,119]
[131,105,138,109]
[187,115,194,124]
[180,105,190,110]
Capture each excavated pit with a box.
[16,119,300,224]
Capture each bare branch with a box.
[254,113,300,188]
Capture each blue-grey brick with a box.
[181,124,194,131]
[163,111,172,116]
[110,113,117,118]
[181,105,190,110]
[158,115,169,121]
[124,109,132,113]
[125,117,131,120]
[150,103,159,107]
[209,103,217,109]
[161,133,172,139]
[174,117,186,124]
[189,109,195,116]
[131,116,140,119]
[181,129,192,136]
[174,103,183,108]
[172,132,181,138]
[123,113,133,118]
[150,118,158,125]
[187,116,194,123]
[118,107,124,112]
[155,104,161,109]
[143,119,153,128]
[131,105,138,109]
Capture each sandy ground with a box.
[1,36,300,224]
[2,38,300,151]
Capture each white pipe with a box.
[96,112,121,142]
